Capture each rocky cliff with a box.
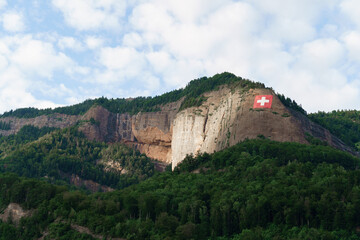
[0,113,80,136]
[0,85,353,169]
[78,100,182,163]
[172,87,353,168]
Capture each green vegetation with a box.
[0,125,58,156]
[0,121,10,130]
[277,94,307,115]
[0,73,265,118]
[0,127,155,190]
[305,132,328,146]
[0,139,360,239]
[0,125,57,145]
[309,110,360,150]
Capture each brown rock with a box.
[1,85,354,170]
[0,113,80,136]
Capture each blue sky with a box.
[0,0,360,114]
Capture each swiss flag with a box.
[253,95,273,109]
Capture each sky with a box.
[0,0,360,114]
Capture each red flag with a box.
[253,95,273,109]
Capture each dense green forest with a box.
[0,126,155,190]
[1,139,360,239]
[309,110,360,150]
[0,72,265,118]
[0,125,58,157]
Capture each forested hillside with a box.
[309,110,360,150]
[0,125,155,191]
[1,139,360,239]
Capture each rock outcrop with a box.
[0,85,354,169]
[0,113,80,136]
[78,86,352,169]
[79,101,182,163]
[0,203,32,224]
[172,87,353,168]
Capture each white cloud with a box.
[342,31,360,62]
[0,0,6,9]
[58,37,84,51]
[2,0,360,114]
[123,32,143,48]
[1,11,25,32]
[130,3,174,34]
[124,0,360,112]
[10,37,73,78]
[146,51,172,73]
[151,0,231,23]
[0,67,59,114]
[297,38,345,71]
[0,54,8,70]
[99,46,145,74]
[52,0,126,31]
[0,34,87,114]
[341,0,360,28]
[85,36,104,49]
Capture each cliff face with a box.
[172,87,353,168]
[0,113,80,136]
[78,86,352,169]
[79,100,182,163]
[1,85,353,169]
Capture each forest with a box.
[1,138,360,239]
[310,110,360,150]
[0,125,156,191]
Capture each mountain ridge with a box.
[0,73,357,169]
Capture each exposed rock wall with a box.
[79,100,182,163]
[0,114,81,136]
[1,86,353,169]
[171,87,353,169]
[76,86,355,169]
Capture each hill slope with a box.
[0,139,359,239]
[0,126,156,191]
[309,110,360,150]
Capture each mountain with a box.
[0,73,355,170]
[1,72,360,239]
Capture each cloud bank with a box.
[0,0,360,114]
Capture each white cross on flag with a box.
[253,95,273,109]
